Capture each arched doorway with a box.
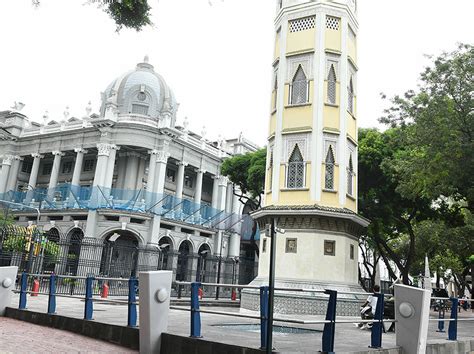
[176,240,193,281]
[66,228,84,275]
[100,230,140,278]
[196,243,211,282]
[43,227,60,273]
[158,236,173,270]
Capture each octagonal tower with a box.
[242,0,369,316]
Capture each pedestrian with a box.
[358,284,380,330]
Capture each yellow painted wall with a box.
[325,27,341,52]
[270,90,277,113]
[346,112,357,141]
[286,28,315,54]
[274,32,280,61]
[269,112,276,137]
[282,105,313,132]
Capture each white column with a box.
[103,145,119,189]
[225,182,233,213]
[194,169,205,204]
[28,153,44,189]
[115,154,127,190]
[217,176,227,211]
[71,148,87,186]
[0,155,13,194]
[232,186,241,215]
[93,143,112,187]
[211,175,219,210]
[150,151,170,244]
[124,153,139,190]
[175,162,187,199]
[5,156,22,192]
[146,150,158,194]
[48,151,65,190]
[136,156,147,190]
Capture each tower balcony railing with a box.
[0,184,257,236]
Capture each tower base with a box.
[241,277,366,316]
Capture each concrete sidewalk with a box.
[5,294,474,353]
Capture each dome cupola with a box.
[100,56,178,127]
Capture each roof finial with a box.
[144,55,149,63]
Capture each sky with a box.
[0,0,472,147]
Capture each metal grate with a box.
[325,148,335,190]
[326,16,340,31]
[289,16,315,33]
[287,146,304,188]
[327,65,337,104]
[290,66,308,105]
[347,79,354,113]
[347,155,354,196]
[131,104,149,115]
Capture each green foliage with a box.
[103,0,153,32]
[380,44,474,211]
[221,148,266,208]
[3,233,60,262]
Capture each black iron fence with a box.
[0,226,258,297]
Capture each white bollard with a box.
[394,284,431,354]
[139,271,172,354]
[0,266,18,316]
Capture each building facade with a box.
[0,58,258,287]
[242,0,369,315]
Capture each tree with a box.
[380,44,474,212]
[32,0,153,32]
[221,148,266,211]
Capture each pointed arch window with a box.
[268,149,274,190]
[290,66,308,105]
[327,65,337,104]
[348,77,354,114]
[287,145,305,188]
[272,71,278,111]
[347,154,354,196]
[324,147,335,190]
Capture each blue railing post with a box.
[19,272,27,310]
[448,297,458,340]
[127,276,138,327]
[84,276,94,320]
[370,293,384,348]
[322,289,337,354]
[47,275,56,314]
[259,286,269,350]
[436,305,445,333]
[190,282,202,338]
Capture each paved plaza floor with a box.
[3,295,474,353]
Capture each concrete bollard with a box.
[0,266,18,316]
[139,271,172,354]
[394,284,431,354]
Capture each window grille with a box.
[272,72,278,111]
[289,16,315,33]
[326,16,340,30]
[327,65,337,104]
[347,155,354,196]
[83,159,95,172]
[348,78,354,113]
[132,103,149,115]
[290,66,308,105]
[21,160,32,173]
[42,163,52,175]
[324,147,335,190]
[62,161,73,174]
[287,145,304,188]
[268,150,273,189]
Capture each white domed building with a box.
[0,58,259,291]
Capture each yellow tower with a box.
[244,0,369,316]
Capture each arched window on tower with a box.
[348,77,354,114]
[290,65,308,105]
[268,149,273,190]
[327,65,337,105]
[347,154,354,196]
[131,86,150,115]
[324,147,335,190]
[272,71,278,111]
[287,145,305,188]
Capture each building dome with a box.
[100,56,178,126]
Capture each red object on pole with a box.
[101,283,109,298]
[31,279,40,296]
[231,288,237,301]
[198,287,203,300]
